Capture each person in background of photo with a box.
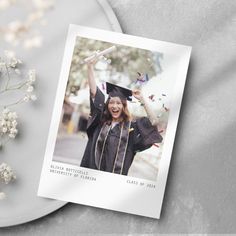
[80,59,163,175]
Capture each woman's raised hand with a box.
[132,89,144,102]
[86,57,98,68]
[86,57,98,97]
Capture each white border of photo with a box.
[38,24,191,219]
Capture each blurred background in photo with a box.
[53,36,173,181]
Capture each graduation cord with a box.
[112,122,124,174]
[96,124,112,170]
[95,121,131,173]
[112,121,131,174]
[119,121,131,175]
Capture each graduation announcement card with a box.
[38,24,191,218]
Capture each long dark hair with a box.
[102,97,132,124]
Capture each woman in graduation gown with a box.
[80,60,163,175]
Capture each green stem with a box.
[0,81,27,94]
[0,97,24,108]
[4,65,11,90]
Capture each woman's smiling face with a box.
[108,97,124,121]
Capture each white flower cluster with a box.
[0,0,16,11]
[0,51,37,150]
[0,162,16,184]
[0,51,37,106]
[0,162,16,199]
[0,0,55,48]
[0,50,22,68]
[23,69,37,102]
[0,108,18,139]
[0,50,37,199]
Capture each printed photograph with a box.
[53,36,172,181]
[38,25,191,218]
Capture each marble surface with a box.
[1,0,236,234]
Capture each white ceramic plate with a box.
[0,0,121,227]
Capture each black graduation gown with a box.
[80,87,163,175]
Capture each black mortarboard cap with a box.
[106,82,132,101]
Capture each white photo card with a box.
[38,24,191,218]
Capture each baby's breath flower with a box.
[1,120,6,126]
[28,69,36,82]
[0,162,16,184]
[23,94,30,102]
[1,47,38,198]
[9,133,16,139]
[10,128,18,134]
[4,50,15,59]
[8,58,17,68]
[2,127,7,133]
[33,0,54,10]
[1,0,55,48]
[2,108,10,115]
[0,52,37,153]
[24,35,42,49]
[14,68,21,74]
[26,85,34,93]
[8,111,17,120]
[8,58,22,68]
[12,120,17,126]
[0,0,10,10]
[0,108,18,139]
[30,94,37,101]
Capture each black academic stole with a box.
[95,121,131,174]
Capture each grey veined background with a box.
[1,0,236,234]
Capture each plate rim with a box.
[0,200,67,228]
[0,0,122,228]
[97,0,123,33]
